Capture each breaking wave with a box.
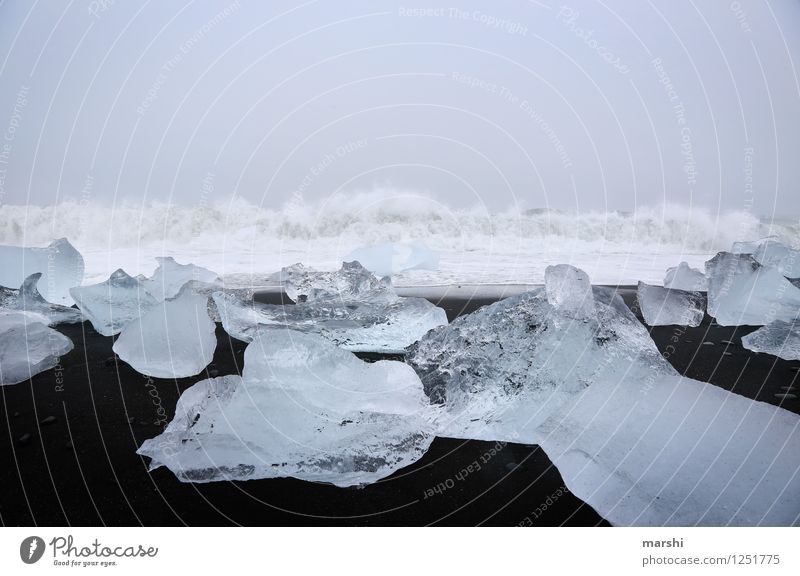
[1,193,797,252]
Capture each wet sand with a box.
[1,288,797,526]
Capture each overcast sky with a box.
[1,0,799,217]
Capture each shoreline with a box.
[1,289,797,526]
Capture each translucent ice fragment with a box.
[0,238,84,305]
[113,286,216,378]
[705,252,800,326]
[664,262,708,291]
[741,320,800,361]
[637,282,704,327]
[137,331,435,486]
[344,242,439,277]
[0,273,83,325]
[753,240,800,279]
[141,257,220,301]
[70,269,158,336]
[0,311,73,385]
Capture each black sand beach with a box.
[1,289,798,526]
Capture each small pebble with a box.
[13,411,20,418]
[505,462,518,472]
[208,368,219,377]
[64,440,73,450]
[127,416,135,424]
[721,340,735,345]
[702,341,714,346]
[781,386,795,391]
[18,433,32,446]
[723,352,733,356]
[39,415,57,425]
[775,393,797,400]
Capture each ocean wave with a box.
[1,194,796,252]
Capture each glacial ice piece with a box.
[664,262,708,291]
[141,257,220,301]
[137,330,435,486]
[0,238,84,305]
[636,282,704,327]
[408,265,674,441]
[741,320,800,361]
[279,261,391,303]
[0,274,83,325]
[544,264,596,321]
[214,261,447,353]
[753,240,800,279]
[212,288,447,354]
[113,285,217,378]
[178,280,253,322]
[409,263,800,525]
[731,237,776,255]
[705,252,800,326]
[0,311,73,385]
[70,269,158,336]
[536,372,800,526]
[344,242,439,277]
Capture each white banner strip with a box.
[1,527,797,575]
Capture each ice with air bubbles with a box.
[141,257,220,301]
[409,263,800,526]
[213,261,447,353]
[137,330,435,486]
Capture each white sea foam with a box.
[2,195,797,287]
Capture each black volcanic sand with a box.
[1,289,798,526]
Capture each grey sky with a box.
[1,0,799,217]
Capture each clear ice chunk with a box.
[409,264,800,525]
[212,288,447,354]
[0,311,74,385]
[408,265,673,441]
[344,242,439,277]
[705,252,800,326]
[637,281,704,327]
[753,240,800,279]
[536,372,800,526]
[136,330,435,486]
[70,269,158,336]
[731,236,777,255]
[741,320,800,361]
[141,257,220,301]
[112,285,217,378]
[0,238,84,306]
[663,261,708,291]
[278,261,392,303]
[0,273,83,325]
[214,261,447,353]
